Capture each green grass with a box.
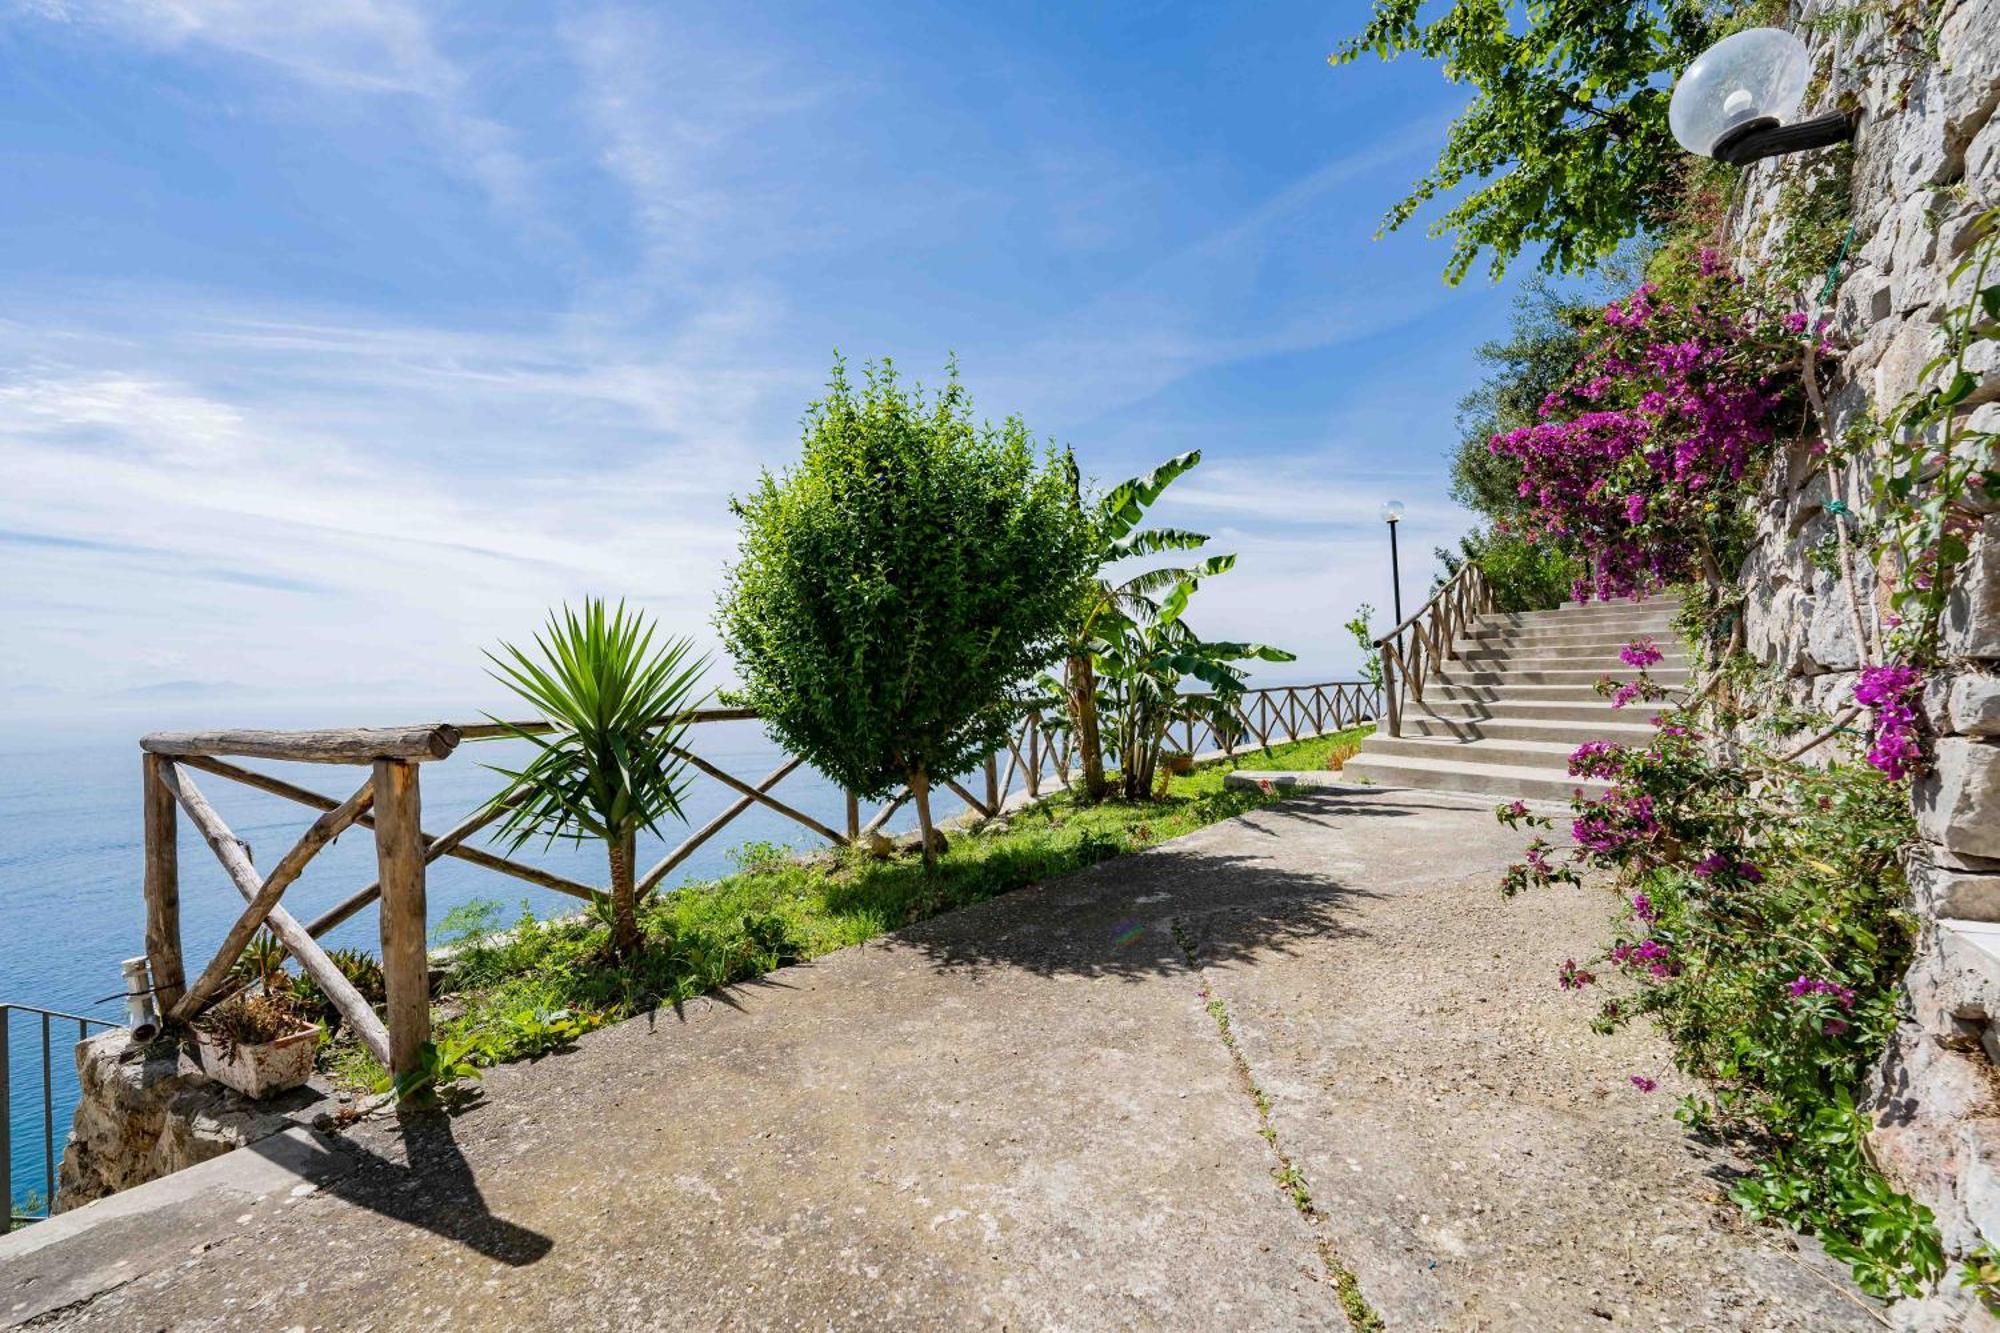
[328,725,1371,1091]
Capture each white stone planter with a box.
[191,1023,321,1100]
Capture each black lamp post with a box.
[1381,500,1405,625]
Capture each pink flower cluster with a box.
[1693,852,1763,884]
[1568,740,1626,779]
[1486,271,1792,600]
[1620,638,1663,669]
[1854,664,1923,781]
[1611,938,1677,978]
[1786,975,1856,1009]
[1572,789,1658,855]
[1558,959,1595,990]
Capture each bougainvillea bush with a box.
[1487,251,1818,602]
[1498,682,1938,1297]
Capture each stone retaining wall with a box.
[1729,0,2000,1315]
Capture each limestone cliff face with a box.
[1727,0,2000,1308]
[57,1031,303,1212]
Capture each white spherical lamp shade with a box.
[1380,500,1406,523]
[1669,27,1811,158]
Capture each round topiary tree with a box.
[717,357,1095,869]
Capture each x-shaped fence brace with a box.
[136,684,1376,1083]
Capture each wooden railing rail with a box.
[136,681,1375,1086]
[1371,563,1495,737]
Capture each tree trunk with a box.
[910,765,938,873]
[607,830,639,957]
[1067,653,1108,803]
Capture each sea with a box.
[0,715,971,1217]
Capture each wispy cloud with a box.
[10,0,544,230]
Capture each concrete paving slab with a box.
[4,789,1875,1331]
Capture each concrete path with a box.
[3,789,1875,1330]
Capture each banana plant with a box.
[1090,573,1293,800]
[1060,450,1238,802]
[482,599,710,959]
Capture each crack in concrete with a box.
[1171,917,1383,1332]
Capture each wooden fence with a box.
[1372,562,1494,737]
[137,681,1376,1084]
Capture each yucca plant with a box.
[483,599,709,958]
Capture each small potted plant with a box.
[192,990,321,1098]
[1160,751,1194,777]
[189,931,321,1098]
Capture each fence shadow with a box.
[888,793,1429,982]
[250,1114,554,1267]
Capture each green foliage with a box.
[1345,604,1384,689]
[718,358,1095,864]
[1042,449,1292,802]
[327,729,1370,1099]
[482,598,710,955]
[433,898,507,951]
[1329,0,1714,282]
[1437,528,1581,613]
[1057,450,1231,802]
[1090,576,1294,801]
[1451,277,1601,520]
[1766,144,1855,298]
[1499,664,1940,1297]
[1843,208,2000,663]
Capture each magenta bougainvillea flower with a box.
[1485,264,1800,601]
[1558,959,1595,990]
[1630,1075,1659,1093]
[1854,664,1923,780]
[1568,740,1626,779]
[1620,638,1664,669]
[1786,976,1856,1010]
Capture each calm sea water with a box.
[0,719,967,1215]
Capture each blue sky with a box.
[0,1,1521,726]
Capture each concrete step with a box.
[1402,712,1658,746]
[1427,682,1670,704]
[1464,623,1678,644]
[1434,667,1689,688]
[1343,752,1606,803]
[1559,596,1678,611]
[1482,606,1676,629]
[1455,645,1689,666]
[1363,734,1579,771]
[1417,697,1651,723]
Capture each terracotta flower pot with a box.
[1161,752,1194,776]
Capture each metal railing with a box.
[3,1003,117,1233]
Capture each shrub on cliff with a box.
[717,358,1094,869]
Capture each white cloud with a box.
[11,0,542,228]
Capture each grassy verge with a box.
[327,724,1371,1090]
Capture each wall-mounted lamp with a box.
[1669,28,1855,166]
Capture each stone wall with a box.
[1729,0,2000,1314]
[58,1030,308,1211]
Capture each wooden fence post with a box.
[373,758,430,1098]
[1025,716,1041,799]
[983,754,999,813]
[142,752,185,1015]
[845,790,860,842]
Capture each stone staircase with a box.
[1344,595,1683,803]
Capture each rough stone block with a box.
[1944,516,2000,659]
[1917,739,2000,859]
[1953,671,2000,736]
[1913,859,2000,922]
[1806,570,1864,670]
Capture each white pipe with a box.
[121,957,159,1043]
